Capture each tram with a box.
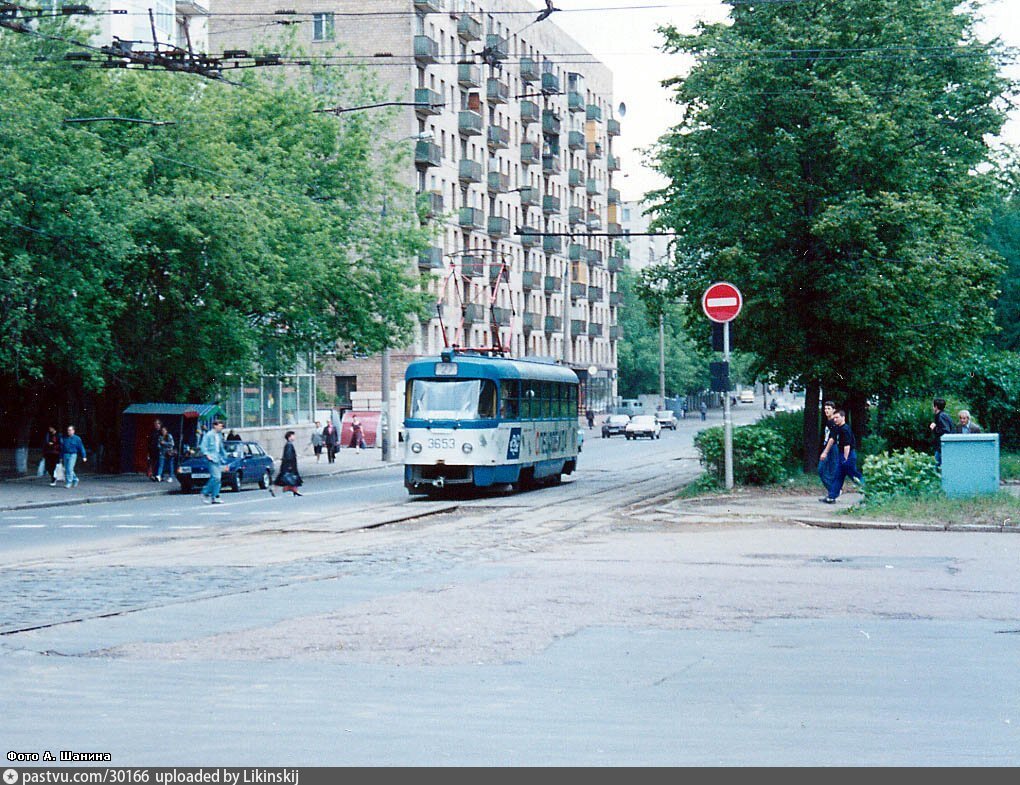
[403,348,581,494]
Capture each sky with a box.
[545,0,1020,203]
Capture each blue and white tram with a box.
[403,348,581,494]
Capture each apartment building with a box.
[210,0,623,414]
[43,1,210,53]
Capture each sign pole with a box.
[722,321,733,490]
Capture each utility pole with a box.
[380,347,391,462]
[658,311,666,410]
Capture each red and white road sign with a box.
[701,281,743,323]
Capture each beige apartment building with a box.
[210,0,624,418]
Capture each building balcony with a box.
[414,0,444,11]
[570,319,586,337]
[520,100,540,125]
[607,118,621,136]
[491,306,511,326]
[568,168,583,188]
[586,248,604,265]
[570,282,587,299]
[461,255,485,277]
[456,13,482,41]
[520,142,541,165]
[458,158,483,183]
[541,71,559,94]
[487,171,510,194]
[588,286,604,301]
[414,88,443,116]
[607,222,623,236]
[458,63,481,88]
[418,190,443,219]
[487,215,510,238]
[542,194,561,215]
[458,109,483,136]
[418,246,443,270]
[587,213,602,231]
[413,35,439,64]
[568,206,585,227]
[458,206,485,230]
[607,187,621,204]
[487,77,509,104]
[484,34,508,61]
[489,264,509,285]
[567,243,584,261]
[519,226,542,248]
[543,235,562,254]
[567,130,584,150]
[544,276,561,293]
[522,311,541,331]
[542,154,561,175]
[586,104,602,122]
[521,270,543,290]
[610,324,622,340]
[487,124,509,150]
[588,321,602,337]
[541,110,561,136]
[608,256,624,274]
[414,140,442,168]
[609,290,623,306]
[567,91,585,112]
[176,0,210,14]
[520,57,539,82]
[545,315,562,332]
[586,141,603,160]
[586,178,602,196]
[519,186,540,208]
[607,154,620,171]
[464,302,486,322]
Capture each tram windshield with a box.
[407,379,497,420]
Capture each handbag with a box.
[53,462,65,482]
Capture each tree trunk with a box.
[803,380,821,473]
[846,391,869,454]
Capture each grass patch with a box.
[848,490,1019,526]
[1001,451,1020,481]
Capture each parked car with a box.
[176,440,275,493]
[654,410,678,430]
[738,390,755,404]
[625,414,662,440]
[601,414,631,438]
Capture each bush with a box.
[860,448,941,501]
[759,409,804,470]
[878,396,970,454]
[694,423,788,486]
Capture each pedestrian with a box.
[699,401,707,421]
[349,414,366,451]
[310,421,324,462]
[323,420,339,463]
[817,400,839,494]
[146,418,163,480]
[585,409,595,429]
[955,409,983,434]
[156,425,176,483]
[60,425,87,489]
[198,419,228,504]
[225,429,242,442]
[820,409,862,503]
[42,425,61,486]
[929,397,954,469]
[271,430,303,497]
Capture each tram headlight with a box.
[411,442,423,454]
[461,442,473,454]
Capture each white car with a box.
[654,410,678,430]
[625,414,661,440]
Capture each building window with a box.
[313,13,335,42]
[335,375,357,410]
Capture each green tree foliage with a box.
[986,165,1020,351]
[0,18,431,452]
[646,0,1013,463]
[615,266,708,398]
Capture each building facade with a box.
[43,1,209,53]
[210,0,624,416]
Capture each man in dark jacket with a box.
[322,421,339,464]
[147,419,163,480]
[929,398,954,469]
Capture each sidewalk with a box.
[0,444,391,512]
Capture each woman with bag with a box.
[271,430,303,497]
[156,426,177,483]
[42,426,61,486]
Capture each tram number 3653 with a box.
[428,437,456,449]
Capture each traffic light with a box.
[709,361,730,392]
[711,322,725,352]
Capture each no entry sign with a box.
[701,282,743,323]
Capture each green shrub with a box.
[759,409,804,470]
[878,396,970,454]
[694,423,788,486]
[860,448,941,501]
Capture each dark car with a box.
[176,440,275,493]
[601,414,631,438]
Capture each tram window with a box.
[540,381,552,418]
[500,380,519,418]
[478,379,497,418]
[408,379,485,419]
[521,381,537,419]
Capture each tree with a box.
[646,0,1013,469]
[0,17,431,467]
[986,163,1020,351]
